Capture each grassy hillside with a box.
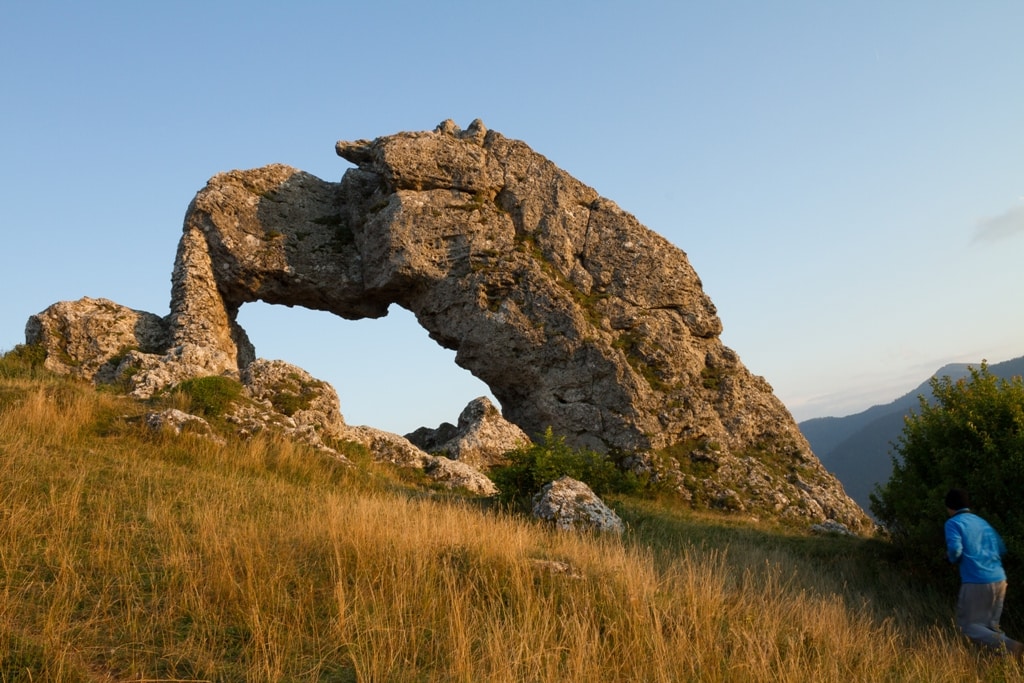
[1,364,1021,681]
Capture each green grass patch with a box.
[171,375,245,418]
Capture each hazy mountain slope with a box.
[801,356,1024,514]
[819,409,910,512]
[800,364,971,457]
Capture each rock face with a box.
[23,120,870,532]
[405,396,530,468]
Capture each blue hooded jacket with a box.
[945,509,1007,584]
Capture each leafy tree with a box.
[871,363,1024,583]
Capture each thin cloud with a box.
[973,203,1024,243]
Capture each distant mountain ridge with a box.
[800,356,1024,515]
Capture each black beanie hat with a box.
[945,488,970,511]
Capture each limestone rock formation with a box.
[156,120,784,453]
[405,396,530,468]
[226,359,351,455]
[25,297,170,384]
[532,476,625,534]
[209,357,499,495]
[23,120,871,532]
[343,424,498,496]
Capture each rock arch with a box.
[24,120,871,531]
[165,119,794,457]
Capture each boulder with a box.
[423,456,499,497]
[25,297,170,383]
[810,520,857,536]
[145,408,216,437]
[532,476,624,534]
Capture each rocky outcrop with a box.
[225,359,352,455]
[342,424,498,496]
[23,120,871,532]
[405,396,530,468]
[25,297,170,384]
[532,476,625,534]
[226,359,499,495]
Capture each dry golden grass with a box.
[0,372,1021,681]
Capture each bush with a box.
[490,427,642,505]
[173,376,244,418]
[871,363,1024,588]
[0,344,48,379]
[270,391,311,417]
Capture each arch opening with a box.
[235,301,497,435]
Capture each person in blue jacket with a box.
[944,488,1024,656]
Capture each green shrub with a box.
[270,391,311,417]
[491,427,642,505]
[871,363,1024,596]
[173,376,244,418]
[0,344,48,379]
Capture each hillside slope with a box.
[802,356,1024,513]
[0,362,1013,681]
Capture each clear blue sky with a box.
[2,2,1022,433]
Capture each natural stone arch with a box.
[24,120,873,532]
[165,120,788,458]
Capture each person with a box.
[944,488,1024,656]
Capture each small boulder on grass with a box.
[146,409,224,444]
[532,476,624,534]
[810,520,855,536]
